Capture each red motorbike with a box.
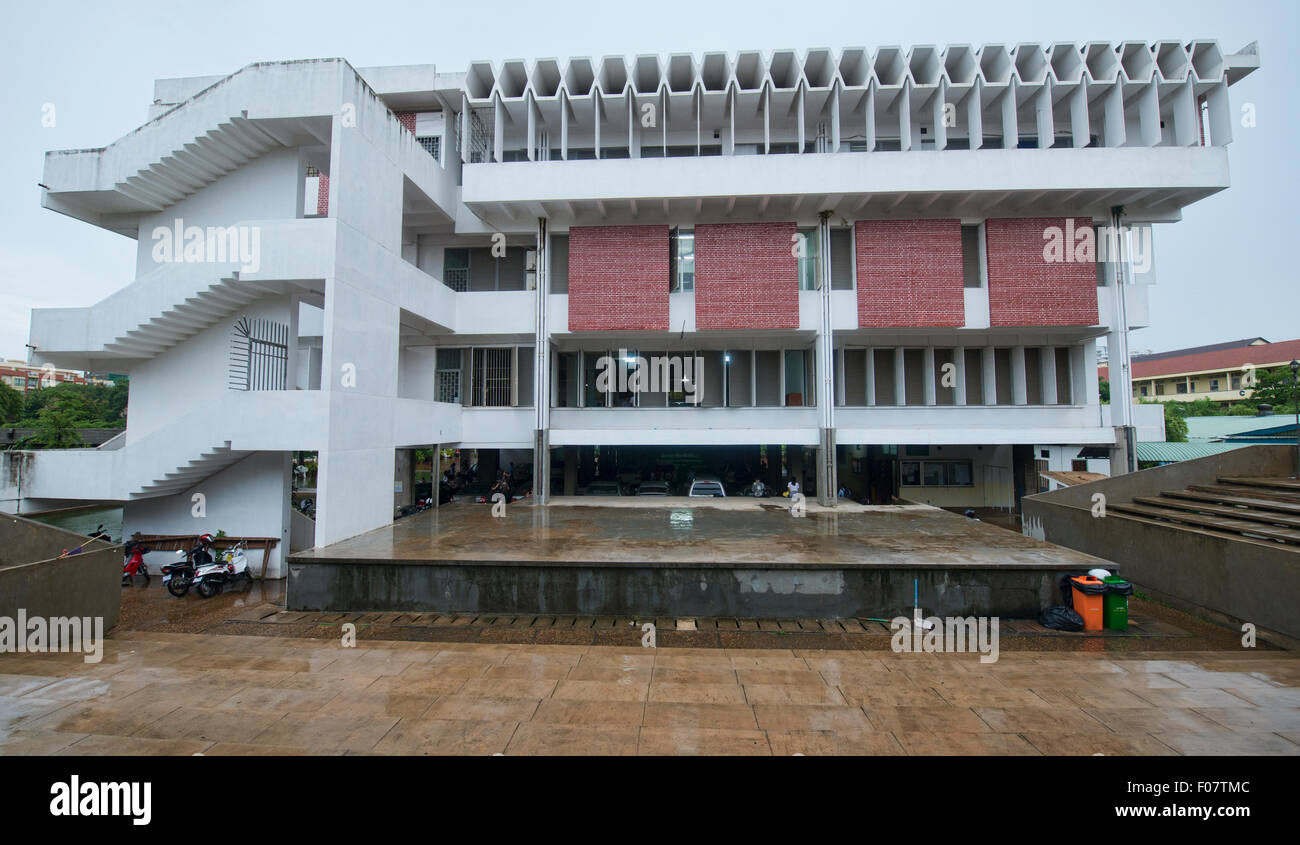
[122,540,150,586]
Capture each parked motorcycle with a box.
[193,540,252,598]
[161,534,215,598]
[121,539,150,586]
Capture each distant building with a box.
[0,360,86,393]
[1100,338,1300,404]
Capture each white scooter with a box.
[193,540,253,598]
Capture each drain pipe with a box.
[1109,206,1138,475]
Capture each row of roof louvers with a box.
[461,41,1248,101]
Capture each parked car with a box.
[688,474,727,497]
[583,481,623,496]
[636,481,671,496]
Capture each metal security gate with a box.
[229,316,289,391]
[471,347,514,406]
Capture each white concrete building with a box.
[5,41,1257,570]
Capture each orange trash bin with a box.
[1070,576,1106,632]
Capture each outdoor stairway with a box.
[1107,476,1300,546]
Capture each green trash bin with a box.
[1102,576,1131,631]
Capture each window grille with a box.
[417,136,440,161]
[229,316,288,391]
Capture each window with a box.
[1139,386,1148,396]
[416,136,440,161]
[829,229,853,290]
[670,228,694,293]
[228,316,288,391]
[796,228,819,290]
[1175,381,1188,394]
[436,349,462,404]
[470,347,515,407]
[961,225,983,288]
[1210,379,1220,391]
[1231,376,1242,390]
[443,248,469,292]
[900,460,974,487]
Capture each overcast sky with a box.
[0,0,1292,362]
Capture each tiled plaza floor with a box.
[2,630,1297,755]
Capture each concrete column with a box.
[922,347,937,406]
[814,212,837,506]
[865,347,876,406]
[953,346,967,406]
[1108,206,1137,474]
[533,217,551,503]
[1069,345,1086,404]
[894,347,906,406]
[1040,347,1058,405]
[835,347,846,406]
[1011,345,1028,405]
[982,347,997,405]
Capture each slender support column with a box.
[1040,347,1058,405]
[814,211,837,506]
[953,346,967,406]
[533,217,551,503]
[865,347,876,406]
[1108,205,1138,474]
[982,347,997,405]
[1011,345,1028,405]
[894,347,906,406]
[922,347,937,406]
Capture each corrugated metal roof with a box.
[1135,441,1249,463]
[1186,416,1288,441]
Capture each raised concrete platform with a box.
[287,502,1117,618]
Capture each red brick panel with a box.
[395,112,416,134]
[854,219,964,327]
[316,173,329,216]
[568,225,670,331]
[694,223,799,330]
[986,217,1098,327]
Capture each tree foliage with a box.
[17,381,127,429]
[0,381,22,424]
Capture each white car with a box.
[687,475,727,497]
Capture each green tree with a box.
[1098,379,1110,404]
[20,396,85,448]
[0,381,21,424]
[1163,402,1188,442]
[1244,365,1300,414]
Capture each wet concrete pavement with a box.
[293,501,1110,569]
[1,576,1296,755]
[2,629,1297,755]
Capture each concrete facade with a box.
[10,42,1257,556]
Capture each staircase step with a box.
[1108,502,1300,545]
[1187,483,1300,506]
[1136,496,1300,530]
[1169,488,1300,515]
[1218,476,1300,491]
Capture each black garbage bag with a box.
[1104,579,1134,596]
[1040,606,1085,631]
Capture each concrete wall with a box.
[0,513,120,630]
[288,559,1068,618]
[1023,445,1300,639]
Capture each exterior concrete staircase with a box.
[1107,476,1300,546]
